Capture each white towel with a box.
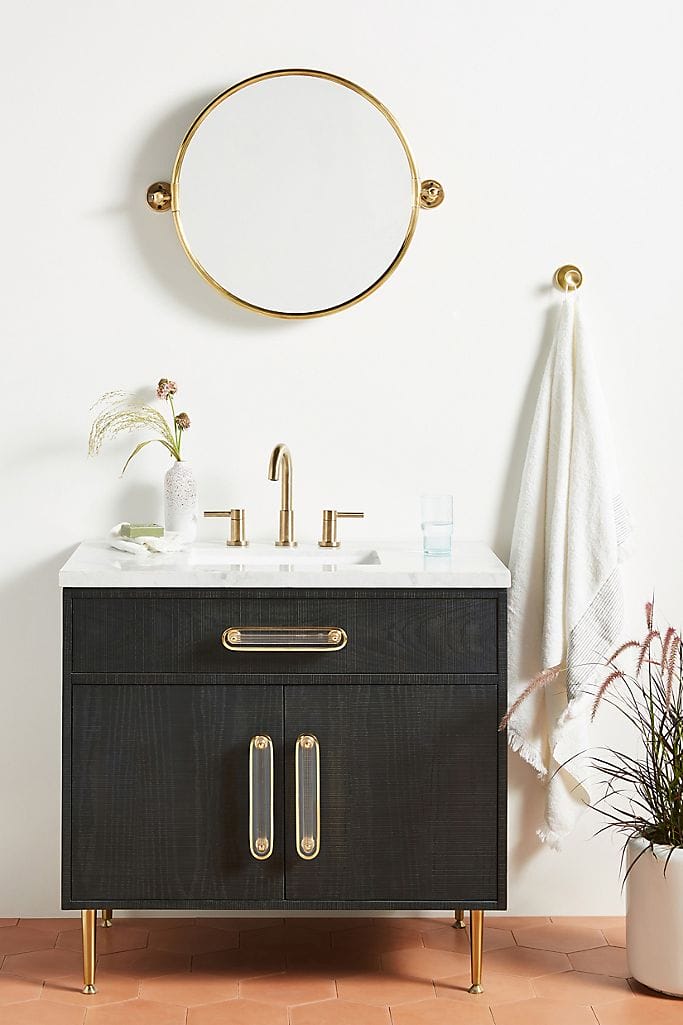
[108,524,188,555]
[507,294,632,848]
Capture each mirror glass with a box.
[172,71,419,317]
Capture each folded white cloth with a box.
[507,294,632,848]
[108,524,187,555]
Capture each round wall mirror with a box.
[147,69,443,319]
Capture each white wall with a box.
[1,0,681,917]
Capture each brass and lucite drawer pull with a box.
[249,734,273,860]
[295,734,320,860]
[222,626,347,652]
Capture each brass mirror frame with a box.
[149,69,443,319]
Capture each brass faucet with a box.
[268,443,296,547]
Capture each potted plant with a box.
[588,603,682,996]
[89,378,198,541]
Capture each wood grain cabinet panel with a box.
[284,684,500,903]
[70,590,499,676]
[68,683,284,905]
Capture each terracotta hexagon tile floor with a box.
[569,943,630,977]
[551,916,623,929]
[290,998,391,1025]
[436,970,535,1006]
[2,947,83,983]
[391,996,492,1024]
[490,996,598,1024]
[286,917,370,933]
[484,944,572,977]
[602,922,627,947]
[140,971,239,1006]
[112,918,193,930]
[514,922,607,952]
[191,946,286,979]
[336,971,434,1006]
[187,998,288,1025]
[377,917,450,934]
[147,925,239,956]
[487,916,552,931]
[240,970,337,1005]
[284,942,382,975]
[0,972,43,1003]
[331,924,423,955]
[205,918,284,932]
[4,921,63,944]
[40,972,139,1007]
[85,998,186,1024]
[0,1001,86,1024]
[238,923,325,952]
[57,926,149,956]
[594,981,683,1025]
[532,969,633,1004]
[0,915,680,1024]
[0,926,60,956]
[424,924,516,953]
[97,949,191,977]
[594,998,683,1025]
[379,945,470,980]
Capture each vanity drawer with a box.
[68,590,502,676]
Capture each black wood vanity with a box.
[61,548,508,995]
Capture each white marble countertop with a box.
[59,540,510,589]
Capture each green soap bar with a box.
[120,523,165,539]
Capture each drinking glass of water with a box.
[420,494,453,556]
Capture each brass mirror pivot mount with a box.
[204,508,248,546]
[147,181,172,212]
[420,179,445,209]
[319,510,364,548]
[553,264,583,291]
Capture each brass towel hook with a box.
[553,264,583,291]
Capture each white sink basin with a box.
[189,543,381,568]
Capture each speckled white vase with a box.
[626,837,683,996]
[163,460,198,542]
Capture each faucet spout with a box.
[268,444,296,546]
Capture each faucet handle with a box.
[204,509,248,547]
[319,510,364,548]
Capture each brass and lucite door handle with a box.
[249,735,274,860]
[295,734,320,860]
[222,626,347,652]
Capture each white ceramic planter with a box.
[626,836,683,997]
[163,460,198,543]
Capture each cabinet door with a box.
[69,683,283,904]
[284,684,500,903]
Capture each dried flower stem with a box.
[499,665,563,729]
[88,389,183,473]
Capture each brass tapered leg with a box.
[468,910,484,994]
[453,909,466,929]
[81,909,97,994]
[101,909,113,928]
